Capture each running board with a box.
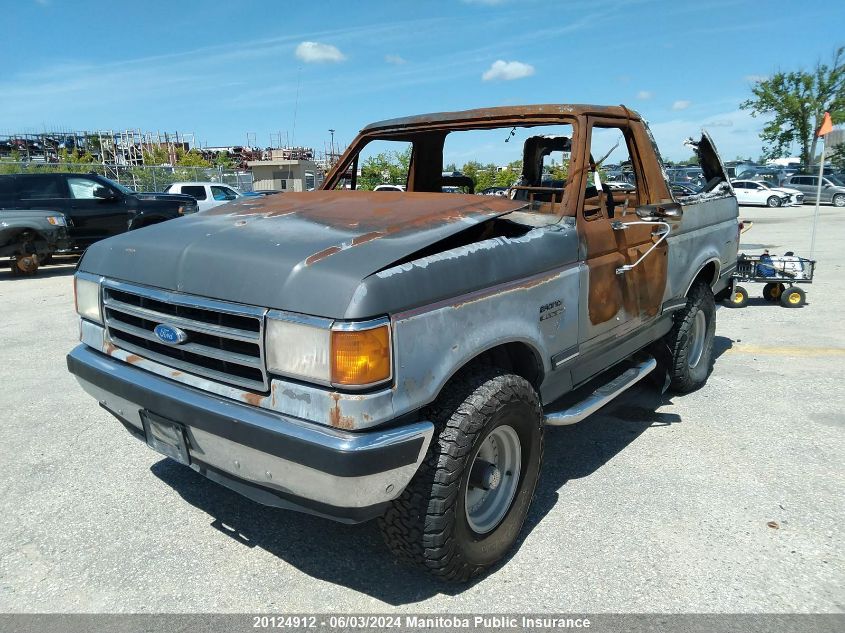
[544,357,657,426]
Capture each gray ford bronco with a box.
[67,105,739,581]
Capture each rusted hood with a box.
[78,191,527,318]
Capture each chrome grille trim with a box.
[102,279,268,392]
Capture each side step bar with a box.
[544,357,657,426]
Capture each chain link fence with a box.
[0,161,253,192]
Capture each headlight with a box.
[266,315,392,388]
[74,275,102,324]
[266,317,331,383]
[46,215,67,226]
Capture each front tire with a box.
[666,283,716,392]
[767,195,782,208]
[780,286,806,308]
[379,368,543,582]
[833,194,845,208]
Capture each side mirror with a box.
[93,186,116,199]
[636,204,683,220]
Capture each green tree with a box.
[359,146,411,190]
[176,148,211,168]
[741,46,845,166]
[494,159,523,188]
[830,143,845,170]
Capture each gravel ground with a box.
[0,204,842,613]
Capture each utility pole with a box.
[328,128,335,156]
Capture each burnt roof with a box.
[361,104,641,134]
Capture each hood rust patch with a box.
[210,190,525,232]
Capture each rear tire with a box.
[379,368,544,582]
[780,286,806,308]
[767,196,782,208]
[666,283,716,392]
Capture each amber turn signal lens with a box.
[331,325,391,386]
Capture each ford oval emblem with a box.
[154,323,188,345]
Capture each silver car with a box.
[784,174,845,207]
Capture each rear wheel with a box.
[780,286,806,308]
[724,285,748,308]
[763,282,785,302]
[666,283,716,392]
[379,368,543,582]
[767,195,782,208]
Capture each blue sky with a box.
[2,0,843,162]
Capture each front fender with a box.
[389,264,580,419]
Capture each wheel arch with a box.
[436,340,545,397]
[684,257,720,297]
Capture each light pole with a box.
[328,129,335,157]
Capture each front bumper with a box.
[67,344,433,523]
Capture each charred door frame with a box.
[572,114,668,375]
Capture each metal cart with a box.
[725,253,816,308]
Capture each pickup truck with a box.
[0,172,198,251]
[67,104,739,581]
[164,182,243,212]
[1,209,70,275]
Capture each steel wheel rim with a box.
[789,292,801,304]
[688,310,707,368]
[465,425,521,534]
[734,292,744,303]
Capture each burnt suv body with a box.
[67,104,739,581]
[0,172,198,250]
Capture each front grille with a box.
[102,281,268,392]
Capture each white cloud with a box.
[295,41,346,63]
[482,59,535,81]
[636,90,653,100]
[385,54,406,65]
[672,100,692,111]
[744,74,768,83]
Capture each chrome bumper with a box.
[67,344,434,523]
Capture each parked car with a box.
[478,186,508,196]
[0,173,198,251]
[0,208,70,275]
[164,182,244,212]
[783,174,845,207]
[67,104,738,582]
[373,184,406,192]
[670,182,700,197]
[731,179,802,207]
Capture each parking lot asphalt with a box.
[0,204,842,614]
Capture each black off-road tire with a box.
[666,283,716,392]
[763,282,785,302]
[780,286,806,308]
[724,285,748,308]
[379,368,544,582]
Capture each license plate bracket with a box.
[141,411,190,465]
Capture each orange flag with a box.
[817,112,833,137]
